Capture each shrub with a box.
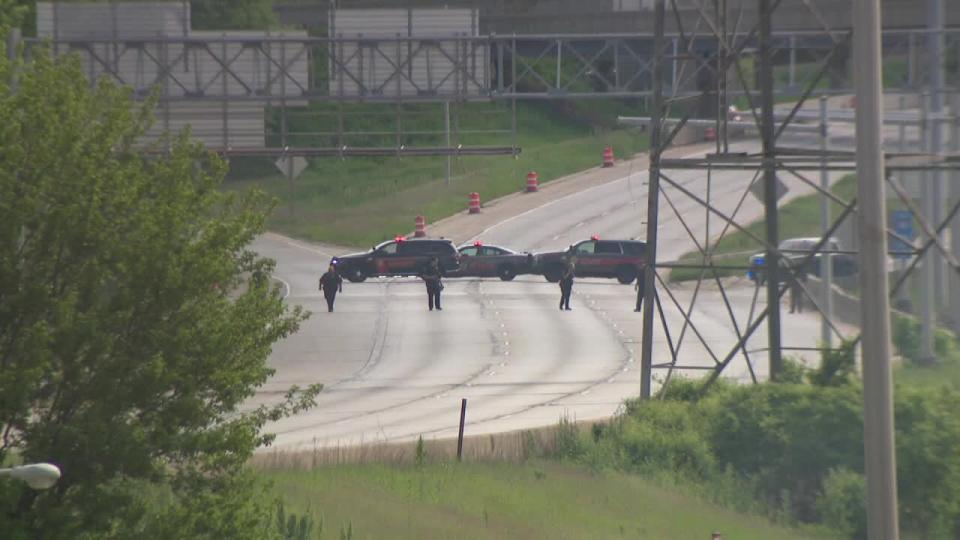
[894,387,960,537]
[554,415,585,460]
[702,384,864,521]
[778,356,809,384]
[815,468,867,540]
[807,339,857,387]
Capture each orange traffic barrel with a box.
[526,171,539,193]
[602,146,615,168]
[468,192,481,214]
[704,126,717,141]
[414,215,426,237]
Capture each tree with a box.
[0,47,318,538]
[0,0,29,33]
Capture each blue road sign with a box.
[889,210,914,259]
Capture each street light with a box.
[0,463,61,490]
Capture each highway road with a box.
[253,140,855,450]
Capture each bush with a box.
[703,384,864,520]
[894,387,960,537]
[892,313,960,365]
[615,403,715,478]
[778,357,809,384]
[807,339,857,387]
[815,468,867,539]
[553,372,960,537]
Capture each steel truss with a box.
[639,0,960,396]
[22,27,960,157]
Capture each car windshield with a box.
[573,241,596,255]
[374,241,397,254]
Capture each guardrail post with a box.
[456,398,467,462]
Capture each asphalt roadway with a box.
[252,140,855,450]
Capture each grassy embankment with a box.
[261,461,828,540]
[227,101,648,248]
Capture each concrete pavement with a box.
[253,139,857,450]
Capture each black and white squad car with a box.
[451,241,535,281]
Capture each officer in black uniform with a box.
[421,257,443,311]
[319,263,343,312]
[789,262,808,314]
[634,266,646,313]
[558,255,575,311]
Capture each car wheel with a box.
[616,265,637,285]
[543,264,562,283]
[498,265,517,281]
[346,267,367,283]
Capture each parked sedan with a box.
[452,242,535,281]
[748,237,858,284]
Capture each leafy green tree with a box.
[0,48,318,538]
[191,0,277,30]
[0,0,29,33]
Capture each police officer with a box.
[634,266,646,312]
[421,257,443,311]
[318,263,343,312]
[789,261,807,314]
[558,255,575,311]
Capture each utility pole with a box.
[951,93,960,334]
[927,0,947,312]
[640,0,665,400]
[444,101,452,187]
[6,28,20,93]
[759,0,783,380]
[819,96,833,347]
[896,95,911,310]
[854,0,900,538]
[920,94,936,362]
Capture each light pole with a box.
[0,463,61,490]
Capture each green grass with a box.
[227,101,648,247]
[262,461,828,540]
[669,174,858,282]
[897,355,960,390]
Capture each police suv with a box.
[535,236,648,284]
[332,237,460,282]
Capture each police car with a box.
[332,237,460,282]
[451,241,535,281]
[535,236,648,284]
